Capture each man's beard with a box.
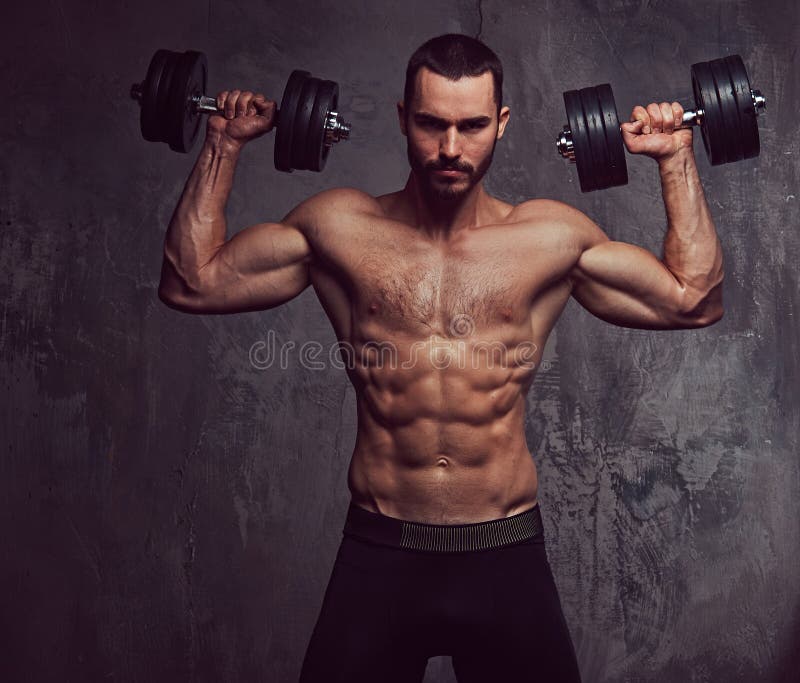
[407,139,497,202]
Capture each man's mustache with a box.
[426,161,473,173]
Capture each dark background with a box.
[1,1,798,681]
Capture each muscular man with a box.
[158,34,723,682]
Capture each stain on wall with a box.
[1,1,797,681]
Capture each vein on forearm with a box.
[169,140,241,268]
[658,148,723,298]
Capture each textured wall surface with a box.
[1,1,798,681]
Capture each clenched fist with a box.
[621,101,693,162]
[206,89,277,149]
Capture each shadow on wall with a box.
[774,602,800,683]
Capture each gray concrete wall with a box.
[1,0,797,681]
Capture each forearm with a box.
[658,146,724,317]
[160,132,243,297]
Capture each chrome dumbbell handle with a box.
[193,94,224,113]
[556,88,767,161]
[190,94,350,143]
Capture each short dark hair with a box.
[403,34,503,115]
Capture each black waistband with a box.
[342,500,544,553]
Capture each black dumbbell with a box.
[130,49,351,172]
[555,54,767,192]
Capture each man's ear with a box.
[397,101,407,136]
[496,105,511,140]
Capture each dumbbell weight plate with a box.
[153,52,181,145]
[579,87,611,191]
[305,80,338,172]
[164,50,207,153]
[563,84,627,193]
[563,89,596,192]
[163,52,192,151]
[710,57,744,164]
[691,60,727,166]
[140,49,171,142]
[291,77,320,171]
[274,70,311,172]
[583,85,619,191]
[596,84,628,189]
[724,54,760,161]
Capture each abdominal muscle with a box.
[345,334,540,525]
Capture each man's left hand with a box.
[620,101,693,162]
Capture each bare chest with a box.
[310,219,575,342]
[357,250,522,336]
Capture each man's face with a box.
[399,67,510,202]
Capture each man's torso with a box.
[301,189,582,524]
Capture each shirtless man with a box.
[158,34,723,683]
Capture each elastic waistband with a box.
[343,501,544,553]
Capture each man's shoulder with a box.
[509,198,607,246]
[510,198,588,224]
[299,186,382,214]
[285,187,383,234]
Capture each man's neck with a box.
[400,172,491,240]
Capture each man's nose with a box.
[439,127,462,160]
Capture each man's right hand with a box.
[206,90,277,149]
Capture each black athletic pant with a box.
[299,501,582,682]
